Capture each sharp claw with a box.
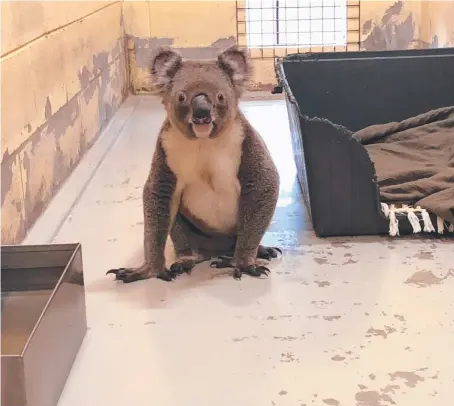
[106,268,124,276]
[274,247,283,255]
[258,266,270,276]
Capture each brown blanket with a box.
[352,106,454,225]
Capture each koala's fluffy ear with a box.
[217,45,252,96]
[149,47,183,95]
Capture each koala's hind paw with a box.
[234,265,270,280]
[257,245,282,260]
[169,261,194,275]
[156,269,179,282]
[170,255,211,276]
[210,255,234,269]
[106,267,151,283]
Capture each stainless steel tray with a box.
[1,243,87,406]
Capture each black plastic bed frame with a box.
[275,47,454,237]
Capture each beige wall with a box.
[421,1,454,47]
[1,1,128,244]
[123,1,247,91]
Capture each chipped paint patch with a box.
[404,269,453,287]
[267,315,292,320]
[281,352,298,363]
[361,1,418,51]
[330,241,352,249]
[323,316,341,321]
[315,281,331,287]
[366,326,397,339]
[323,399,340,406]
[382,384,400,394]
[414,250,435,260]
[355,390,394,406]
[389,371,424,388]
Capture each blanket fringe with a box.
[421,210,436,233]
[407,211,422,233]
[388,205,399,236]
[380,203,442,236]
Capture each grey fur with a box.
[107,45,281,283]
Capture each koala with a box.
[107,45,281,283]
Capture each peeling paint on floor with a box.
[22,96,454,406]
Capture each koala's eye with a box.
[177,92,187,103]
[216,93,225,103]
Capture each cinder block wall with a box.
[1,1,128,244]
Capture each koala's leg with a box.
[168,213,211,275]
[107,139,181,283]
[226,127,281,279]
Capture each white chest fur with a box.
[161,122,244,233]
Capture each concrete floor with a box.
[24,96,454,406]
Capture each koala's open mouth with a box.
[190,121,217,138]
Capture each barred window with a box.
[237,0,360,57]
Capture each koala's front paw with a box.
[233,265,270,280]
[210,255,234,269]
[106,263,178,283]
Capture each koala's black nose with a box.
[191,94,212,124]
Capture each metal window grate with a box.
[236,0,360,59]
